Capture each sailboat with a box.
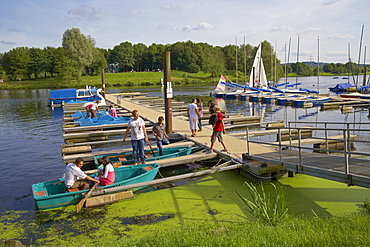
[250,44,268,89]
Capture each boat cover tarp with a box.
[268,86,285,93]
[49,88,76,99]
[356,85,370,90]
[299,88,319,94]
[332,83,355,90]
[286,82,302,88]
[220,81,235,88]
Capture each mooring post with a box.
[163,51,173,133]
[101,68,106,100]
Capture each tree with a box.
[133,43,148,71]
[109,42,135,72]
[55,48,78,82]
[1,47,31,80]
[87,48,108,75]
[62,28,94,78]
[29,47,47,78]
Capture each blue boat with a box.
[48,86,104,106]
[262,93,283,104]
[94,146,193,167]
[71,111,131,127]
[329,83,356,93]
[292,97,330,108]
[32,163,160,210]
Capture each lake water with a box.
[0,76,369,214]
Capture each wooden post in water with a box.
[101,68,106,100]
[163,51,173,133]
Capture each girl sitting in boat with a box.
[95,156,115,186]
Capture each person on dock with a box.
[196,97,203,132]
[208,100,215,114]
[109,105,118,117]
[123,110,149,165]
[95,156,115,186]
[208,100,216,127]
[152,116,170,156]
[63,158,100,190]
[187,98,200,137]
[209,106,228,153]
[85,100,100,118]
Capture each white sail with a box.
[250,44,268,88]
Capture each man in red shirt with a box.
[209,106,228,152]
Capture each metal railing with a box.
[245,122,370,177]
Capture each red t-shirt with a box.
[213,112,224,131]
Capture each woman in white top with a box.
[187,98,200,137]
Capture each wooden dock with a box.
[249,149,370,188]
[104,94,280,178]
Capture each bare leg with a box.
[221,141,227,150]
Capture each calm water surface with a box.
[0,76,369,214]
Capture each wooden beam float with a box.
[63,142,194,163]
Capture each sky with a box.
[0,0,369,64]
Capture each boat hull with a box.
[32,163,160,210]
[94,146,193,166]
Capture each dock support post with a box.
[163,51,173,133]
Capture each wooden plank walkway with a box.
[105,94,279,178]
[250,149,370,188]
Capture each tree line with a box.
[0,28,365,83]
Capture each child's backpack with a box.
[209,114,217,125]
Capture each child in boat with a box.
[209,106,228,153]
[109,105,118,117]
[152,116,170,156]
[95,156,115,186]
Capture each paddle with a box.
[53,181,64,185]
[76,182,98,212]
[147,141,155,156]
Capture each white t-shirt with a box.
[187,103,198,119]
[64,163,87,188]
[90,103,98,110]
[101,163,114,178]
[128,117,145,140]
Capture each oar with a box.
[53,181,64,185]
[147,141,155,156]
[76,183,99,212]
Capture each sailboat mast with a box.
[356,24,364,87]
[296,35,300,87]
[244,36,247,85]
[274,40,277,85]
[363,46,367,87]
[284,42,287,87]
[258,44,262,84]
[317,36,320,92]
[235,37,238,84]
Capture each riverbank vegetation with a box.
[1,28,369,90]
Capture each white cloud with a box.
[67,5,104,21]
[271,26,295,32]
[158,23,178,31]
[128,9,140,16]
[161,5,180,11]
[301,28,325,33]
[182,22,215,32]
[328,33,356,40]
[0,40,17,45]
